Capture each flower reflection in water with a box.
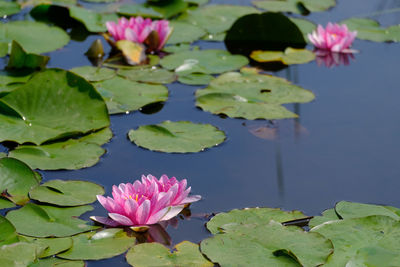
[315,50,355,68]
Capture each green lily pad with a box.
[251,47,315,65]
[9,128,112,170]
[70,66,115,82]
[0,0,20,17]
[58,228,136,260]
[128,121,226,153]
[0,242,45,267]
[0,21,69,54]
[0,197,15,209]
[201,32,226,42]
[178,5,259,35]
[6,203,97,237]
[163,44,196,53]
[0,70,32,93]
[340,18,400,42]
[94,76,168,115]
[201,220,333,267]
[335,201,400,220]
[178,73,213,85]
[253,0,336,14]
[117,67,176,84]
[0,157,39,205]
[0,215,19,245]
[69,6,118,33]
[117,4,163,19]
[160,49,249,75]
[308,208,339,229]
[118,0,188,19]
[195,72,315,120]
[28,257,85,267]
[0,69,109,145]
[289,17,316,41]
[311,215,400,266]
[0,42,8,57]
[7,41,49,69]
[207,207,307,234]
[167,21,206,45]
[126,241,213,267]
[22,236,73,258]
[29,180,104,206]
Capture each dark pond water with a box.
[2,0,400,266]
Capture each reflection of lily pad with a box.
[167,21,206,44]
[70,66,115,82]
[0,69,109,145]
[9,128,112,170]
[126,241,213,267]
[94,76,168,114]
[58,228,136,260]
[128,121,226,153]
[6,203,97,237]
[29,180,104,206]
[201,221,333,267]
[195,72,315,120]
[341,18,400,42]
[160,49,248,75]
[0,157,40,205]
[251,47,315,65]
[253,0,336,14]
[0,21,69,54]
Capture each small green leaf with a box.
[7,41,49,69]
[251,47,315,65]
[22,236,73,258]
[117,67,176,84]
[0,197,16,209]
[0,215,19,246]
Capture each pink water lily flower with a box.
[308,23,357,53]
[91,175,201,228]
[106,17,172,51]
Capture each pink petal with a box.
[136,199,150,225]
[108,213,134,226]
[90,216,120,227]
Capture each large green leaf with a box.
[70,66,115,82]
[251,47,315,65]
[308,208,339,229]
[128,121,226,153]
[126,241,213,267]
[178,5,259,34]
[253,0,336,14]
[195,72,315,120]
[7,41,49,69]
[69,6,118,33]
[207,207,307,234]
[160,49,249,75]
[29,180,104,206]
[0,21,69,54]
[58,228,136,260]
[9,128,112,170]
[0,69,109,145]
[340,18,400,42]
[0,215,19,245]
[22,236,73,258]
[0,157,39,205]
[117,67,177,84]
[6,203,97,237]
[0,0,20,17]
[0,242,45,267]
[167,21,206,44]
[311,215,400,266]
[201,221,333,267]
[28,257,85,267]
[94,76,168,115]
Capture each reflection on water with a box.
[315,50,356,68]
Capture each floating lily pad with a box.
[251,47,315,65]
[178,5,259,35]
[6,203,97,237]
[128,121,226,153]
[0,70,32,93]
[289,17,317,41]
[94,76,168,114]
[201,220,333,267]
[126,241,213,267]
[7,41,49,69]
[28,257,85,267]
[0,157,39,205]
[0,42,8,57]
[69,6,118,33]
[0,0,20,17]
[118,0,188,19]
[29,180,104,206]
[70,66,115,82]
[201,32,225,42]
[0,242,45,266]
[160,49,248,75]
[22,236,73,258]
[0,69,109,145]
[117,68,176,84]
[308,208,339,229]
[167,21,206,45]
[58,228,136,260]
[311,215,400,266]
[207,207,307,234]
[335,201,400,220]
[0,197,15,209]
[163,43,195,53]
[117,4,163,19]
[0,215,19,245]
[195,72,315,120]
[9,128,112,170]
[340,18,400,42]
[178,73,213,85]
[0,21,69,54]
[253,0,336,14]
